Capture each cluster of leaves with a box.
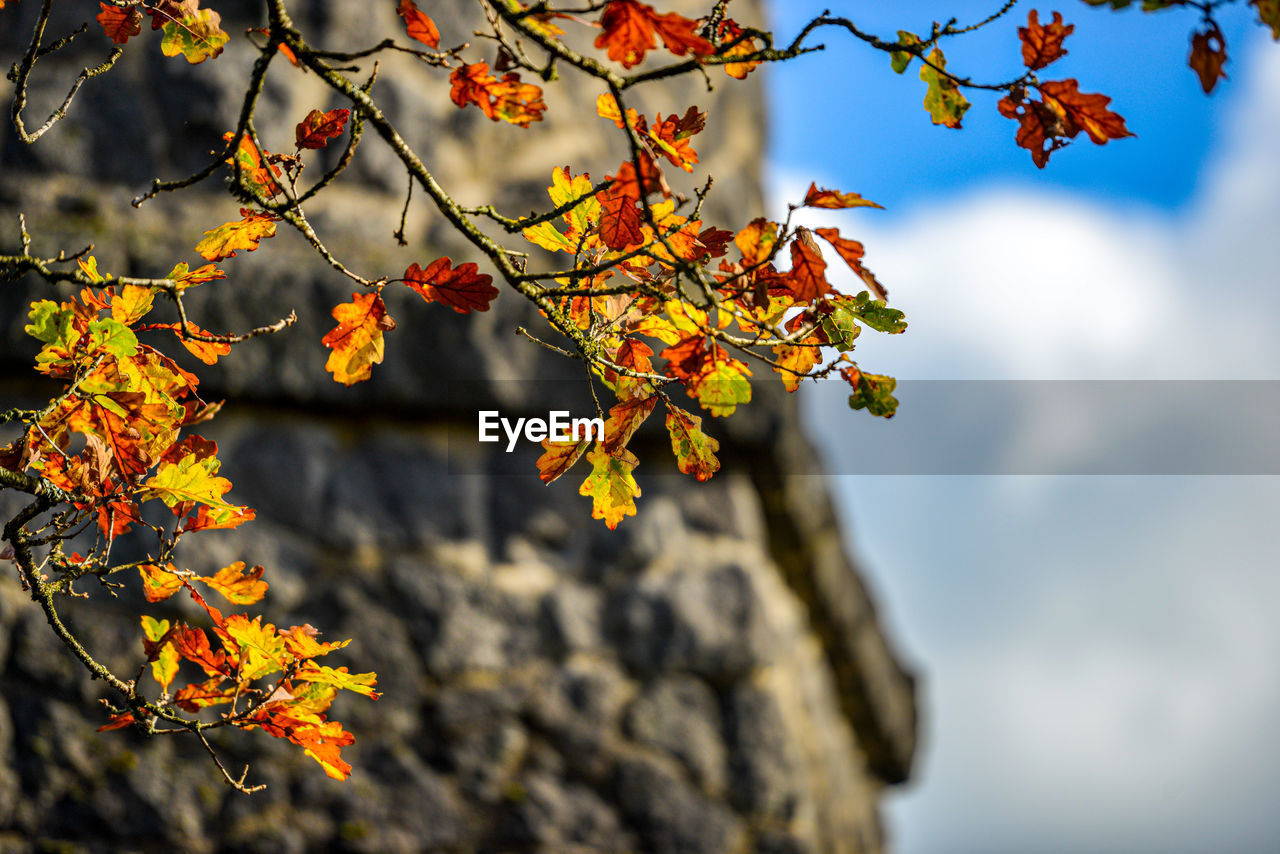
[1,0,1276,792]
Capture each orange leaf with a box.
[717,18,761,79]
[172,626,230,677]
[803,182,883,210]
[601,395,657,457]
[1038,79,1133,145]
[397,0,440,47]
[321,292,395,385]
[1018,10,1073,71]
[138,562,183,603]
[199,561,268,605]
[97,3,142,44]
[174,677,237,712]
[294,107,351,149]
[449,63,546,127]
[403,259,499,314]
[1190,23,1228,94]
[536,438,591,484]
[98,713,135,732]
[787,228,830,303]
[150,322,231,365]
[594,0,714,69]
[598,186,645,250]
[194,210,278,261]
[813,227,887,301]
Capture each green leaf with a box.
[87,318,139,358]
[848,372,899,418]
[25,300,71,344]
[919,48,970,129]
[692,361,752,417]
[665,406,720,481]
[849,291,908,334]
[579,446,640,530]
[143,452,241,513]
[890,31,921,74]
[161,7,229,65]
[820,303,863,351]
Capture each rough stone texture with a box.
[0,2,917,852]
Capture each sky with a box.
[763,3,1280,853]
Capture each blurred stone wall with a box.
[0,2,917,852]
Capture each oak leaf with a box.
[160,2,228,64]
[403,259,499,313]
[536,438,591,484]
[97,3,143,44]
[594,0,714,69]
[579,445,640,529]
[803,183,883,210]
[140,616,180,693]
[322,292,395,385]
[1190,23,1228,94]
[788,228,830,303]
[200,561,268,605]
[919,48,970,128]
[397,0,440,47]
[295,108,351,149]
[664,406,719,481]
[195,211,278,261]
[1019,10,1073,70]
[449,63,546,127]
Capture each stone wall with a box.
[0,2,917,851]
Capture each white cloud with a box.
[776,37,1280,854]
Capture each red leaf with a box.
[397,0,440,48]
[295,108,351,149]
[1018,10,1073,71]
[594,0,714,69]
[403,259,499,314]
[598,186,645,250]
[787,228,830,303]
[1190,23,1228,94]
[97,3,142,44]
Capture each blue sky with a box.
[762,3,1280,853]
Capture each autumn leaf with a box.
[98,713,135,732]
[97,3,143,44]
[174,678,237,712]
[536,437,591,484]
[140,616,179,693]
[1019,10,1073,70]
[138,562,183,603]
[579,445,640,529]
[397,0,440,48]
[403,259,499,313]
[919,48,970,129]
[844,368,899,418]
[295,108,351,149]
[788,228,830,303]
[648,106,705,172]
[1038,79,1134,145]
[598,185,645,250]
[803,183,883,210]
[144,452,246,516]
[195,211,278,261]
[172,625,230,677]
[223,133,282,197]
[322,292,395,385]
[150,322,231,366]
[295,664,380,700]
[594,0,714,69]
[890,31,922,74]
[200,561,268,605]
[165,262,226,289]
[690,356,752,417]
[601,395,657,457]
[717,18,761,79]
[160,2,228,64]
[1190,23,1228,94]
[1255,0,1280,39]
[449,63,546,127]
[664,406,719,481]
[110,284,154,325]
